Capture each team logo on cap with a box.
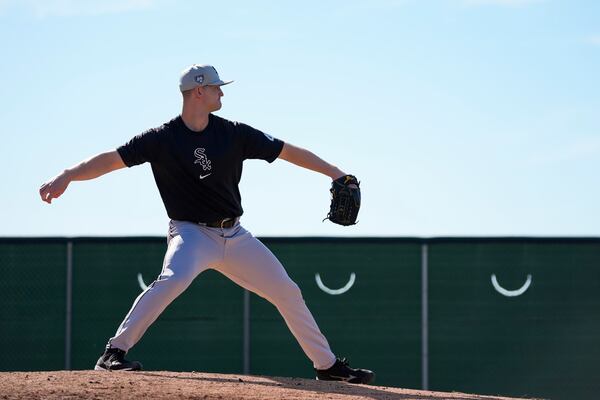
[194,75,204,84]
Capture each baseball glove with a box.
[324,175,361,226]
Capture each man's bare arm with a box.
[278,142,346,180]
[39,150,126,204]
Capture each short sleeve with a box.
[237,122,284,163]
[117,128,162,167]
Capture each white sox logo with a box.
[194,148,212,179]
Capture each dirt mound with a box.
[0,371,537,400]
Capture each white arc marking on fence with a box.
[137,273,149,291]
[491,274,532,297]
[315,273,356,295]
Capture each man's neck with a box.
[181,106,210,132]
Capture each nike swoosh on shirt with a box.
[199,173,212,179]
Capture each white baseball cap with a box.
[179,64,233,92]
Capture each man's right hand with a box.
[38,150,127,204]
[39,171,71,204]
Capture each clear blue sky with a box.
[1,0,599,237]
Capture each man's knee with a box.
[270,279,303,304]
[155,270,195,294]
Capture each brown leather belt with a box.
[201,217,238,229]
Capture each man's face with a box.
[202,84,223,111]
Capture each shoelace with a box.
[107,349,125,364]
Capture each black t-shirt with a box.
[117,114,284,222]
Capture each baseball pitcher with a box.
[39,64,372,384]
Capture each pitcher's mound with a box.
[0,370,539,399]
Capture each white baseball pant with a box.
[108,220,336,370]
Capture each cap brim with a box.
[208,80,234,86]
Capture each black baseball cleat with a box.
[316,357,375,384]
[94,347,143,371]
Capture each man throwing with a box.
[39,64,374,384]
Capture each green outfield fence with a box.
[1,237,599,400]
